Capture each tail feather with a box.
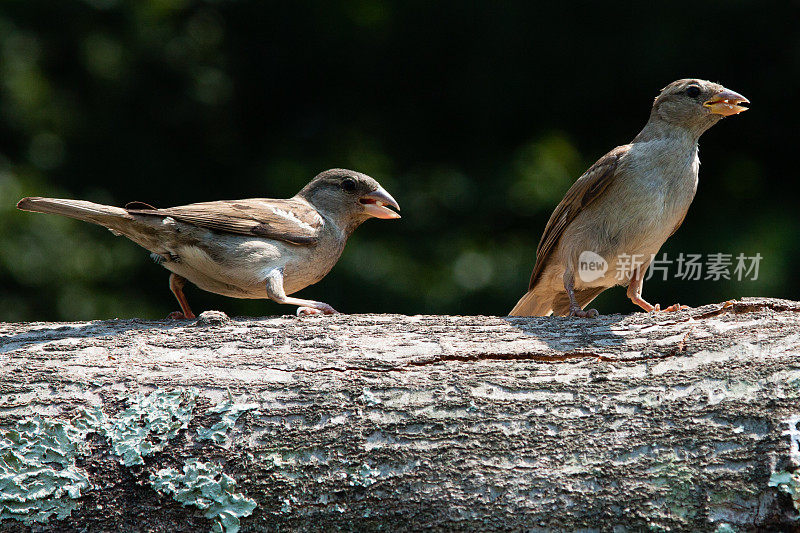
[17,197,132,227]
[17,196,171,255]
[509,288,553,316]
[509,285,606,316]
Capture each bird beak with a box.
[703,88,749,116]
[359,187,401,219]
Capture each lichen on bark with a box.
[0,418,90,524]
[0,298,798,531]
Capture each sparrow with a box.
[510,79,749,317]
[17,169,400,318]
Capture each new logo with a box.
[577,251,608,283]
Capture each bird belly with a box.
[160,237,343,299]
[163,262,264,298]
[561,179,694,289]
[160,240,279,299]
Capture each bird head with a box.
[648,79,749,137]
[298,169,400,231]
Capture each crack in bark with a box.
[265,351,660,375]
[404,351,614,366]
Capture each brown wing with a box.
[528,145,629,290]
[125,198,323,245]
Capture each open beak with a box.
[703,88,749,116]
[359,187,401,219]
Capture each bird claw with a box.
[296,304,338,316]
[569,307,599,318]
[166,311,195,320]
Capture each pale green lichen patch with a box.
[82,388,198,466]
[645,454,698,521]
[197,398,259,445]
[150,459,256,533]
[0,418,90,524]
[768,470,800,511]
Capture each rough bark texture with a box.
[1,297,799,532]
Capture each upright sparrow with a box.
[510,79,748,317]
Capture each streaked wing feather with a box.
[125,198,322,245]
[528,145,629,290]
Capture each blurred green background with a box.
[1,0,798,321]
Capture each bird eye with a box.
[341,178,357,192]
[686,85,701,98]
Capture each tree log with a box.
[0,297,799,532]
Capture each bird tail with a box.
[16,197,134,232]
[509,288,553,316]
[510,285,606,316]
[17,197,141,239]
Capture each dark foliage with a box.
[1,0,796,320]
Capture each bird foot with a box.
[568,307,599,318]
[652,303,689,312]
[166,311,196,320]
[296,304,338,316]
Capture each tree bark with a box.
[1,297,799,532]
